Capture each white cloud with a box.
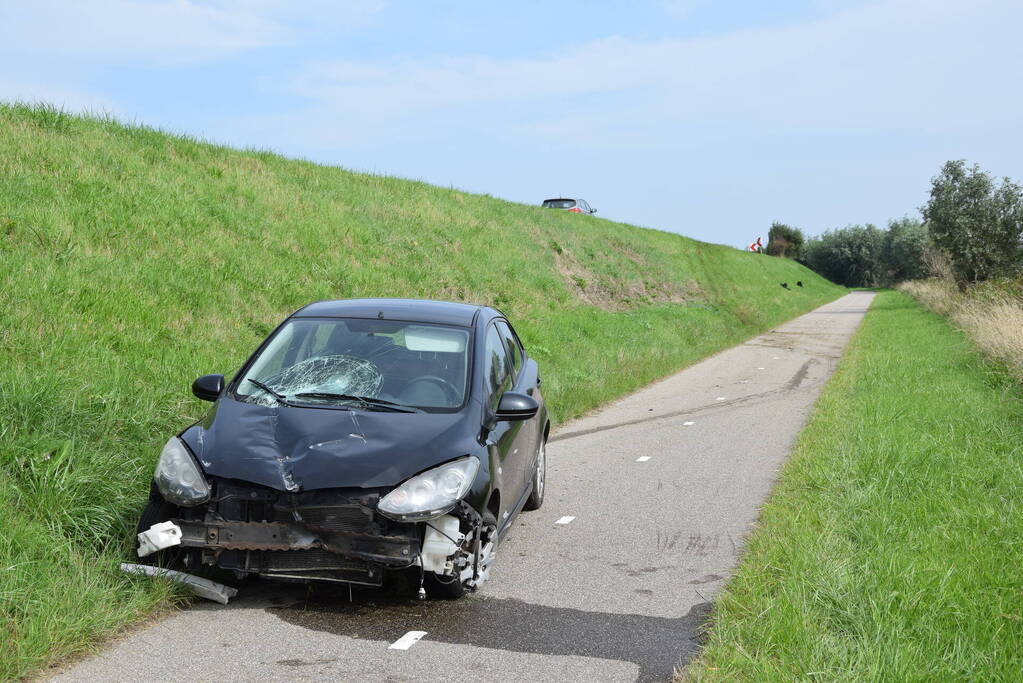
[0,0,384,65]
[257,0,1021,148]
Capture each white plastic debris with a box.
[136,520,183,558]
[120,563,239,604]
[389,631,428,650]
[421,515,461,575]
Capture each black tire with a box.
[423,568,465,599]
[423,511,497,599]
[136,498,184,568]
[523,438,546,511]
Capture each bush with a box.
[923,160,1023,286]
[883,217,929,281]
[765,222,805,260]
[803,224,887,287]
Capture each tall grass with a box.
[0,102,843,678]
[900,278,1023,380]
[687,291,1023,680]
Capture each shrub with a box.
[765,222,805,260]
[923,160,1023,286]
[803,224,887,287]
[883,217,929,281]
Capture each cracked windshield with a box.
[237,318,470,411]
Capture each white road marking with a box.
[388,631,427,650]
[555,516,576,525]
[635,456,651,462]
[683,421,695,426]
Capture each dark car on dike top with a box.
[136,298,549,598]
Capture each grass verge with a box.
[899,277,1023,382]
[686,290,1023,680]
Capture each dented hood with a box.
[179,397,479,492]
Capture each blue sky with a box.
[2,0,1021,248]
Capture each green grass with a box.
[688,291,1023,680]
[0,102,842,679]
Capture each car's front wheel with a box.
[523,438,546,511]
[423,511,498,599]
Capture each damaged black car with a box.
[136,298,548,598]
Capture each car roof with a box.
[543,197,578,201]
[292,298,487,327]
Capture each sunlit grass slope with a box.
[688,291,1023,680]
[0,102,842,678]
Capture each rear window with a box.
[542,199,576,209]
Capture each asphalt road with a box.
[54,292,874,682]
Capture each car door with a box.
[494,320,539,506]
[481,323,525,525]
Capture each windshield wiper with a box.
[245,378,290,405]
[291,392,421,413]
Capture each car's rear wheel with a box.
[523,438,546,511]
[423,511,497,599]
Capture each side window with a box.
[495,320,522,378]
[483,325,512,408]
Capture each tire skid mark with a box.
[552,357,824,443]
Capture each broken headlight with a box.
[154,437,210,507]
[377,456,479,522]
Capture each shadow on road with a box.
[200,579,710,682]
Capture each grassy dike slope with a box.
[0,103,842,678]
[689,291,1023,680]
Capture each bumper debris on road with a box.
[120,563,238,604]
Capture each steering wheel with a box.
[399,375,461,406]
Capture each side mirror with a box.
[192,374,224,402]
[495,391,539,422]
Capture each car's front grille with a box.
[293,505,372,533]
[248,549,384,586]
[258,549,362,571]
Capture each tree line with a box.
[764,160,1023,288]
